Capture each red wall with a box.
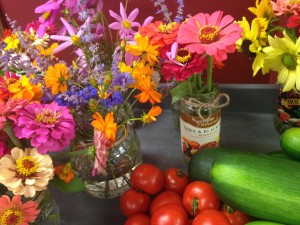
[0,0,275,84]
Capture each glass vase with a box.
[274,86,300,134]
[179,84,230,161]
[33,190,61,225]
[71,124,142,198]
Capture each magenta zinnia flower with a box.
[92,129,111,176]
[271,0,300,16]
[109,2,141,39]
[177,10,242,62]
[0,195,40,225]
[13,102,75,154]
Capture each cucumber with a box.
[211,153,300,225]
[280,128,300,160]
[188,147,248,182]
[245,222,284,225]
[266,150,296,160]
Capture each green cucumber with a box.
[245,222,284,225]
[266,150,296,160]
[188,147,248,182]
[280,128,300,160]
[211,153,300,225]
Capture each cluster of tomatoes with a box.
[120,163,252,225]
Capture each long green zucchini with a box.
[211,153,300,225]
[245,222,284,225]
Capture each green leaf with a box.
[50,176,85,193]
[170,81,190,104]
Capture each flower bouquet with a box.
[236,0,300,132]
[0,0,163,203]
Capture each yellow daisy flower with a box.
[262,32,300,91]
[44,63,69,95]
[248,0,276,20]
[4,32,20,51]
[125,34,159,66]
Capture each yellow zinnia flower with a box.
[4,32,20,51]
[7,75,43,101]
[262,32,300,92]
[44,63,69,95]
[91,112,117,142]
[125,34,159,66]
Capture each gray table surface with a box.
[50,84,281,225]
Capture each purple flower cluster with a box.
[102,91,124,109]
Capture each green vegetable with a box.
[245,222,285,225]
[280,127,300,160]
[211,153,300,225]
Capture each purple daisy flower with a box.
[13,102,75,154]
[109,2,141,39]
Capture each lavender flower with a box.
[102,91,124,109]
[174,0,185,23]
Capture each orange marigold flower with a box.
[44,63,69,95]
[141,106,162,125]
[54,163,75,183]
[91,112,117,142]
[134,76,162,104]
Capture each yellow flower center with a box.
[71,35,80,45]
[42,11,51,21]
[0,209,23,225]
[122,20,131,29]
[158,23,174,34]
[199,25,219,44]
[16,156,38,177]
[289,0,300,4]
[35,109,59,124]
[175,48,192,64]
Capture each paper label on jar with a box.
[179,111,221,160]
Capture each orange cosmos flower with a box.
[44,63,69,95]
[134,75,162,104]
[91,112,117,142]
[141,106,162,125]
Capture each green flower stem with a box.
[207,55,213,93]
[118,118,142,128]
[196,73,202,90]
[2,123,22,148]
[51,149,90,160]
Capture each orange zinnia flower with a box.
[91,112,117,142]
[142,106,162,125]
[54,163,75,183]
[134,76,162,104]
[44,63,69,95]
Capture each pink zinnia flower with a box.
[50,17,91,53]
[109,2,141,39]
[271,0,300,16]
[161,42,208,81]
[0,98,29,130]
[92,129,111,176]
[177,10,242,62]
[13,102,75,154]
[0,195,40,225]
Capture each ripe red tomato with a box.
[192,210,231,225]
[150,191,183,216]
[164,168,190,195]
[120,188,151,217]
[130,163,164,195]
[182,181,220,217]
[221,204,252,225]
[124,214,151,225]
[151,203,189,225]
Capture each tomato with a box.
[164,167,190,195]
[221,204,252,225]
[192,210,231,225]
[120,188,151,217]
[182,181,220,217]
[124,214,151,225]
[130,163,164,195]
[150,191,183,216]
[151,203,189,225]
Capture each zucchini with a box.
[188,147,250,182]
[245,222,284,225]
[211,153,300,225]
[280,128,300,160]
